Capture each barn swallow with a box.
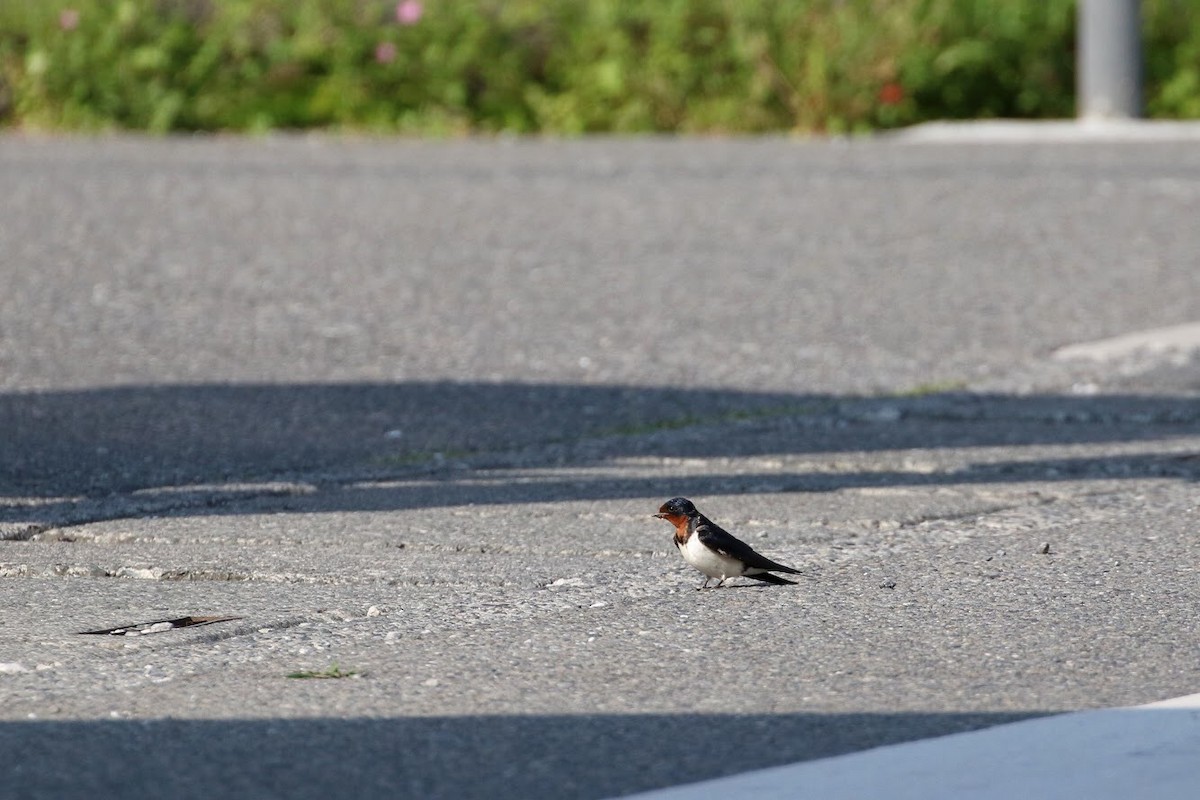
[654,497,801,589]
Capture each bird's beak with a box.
[652,512,666,519]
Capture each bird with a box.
[653,497,801,589]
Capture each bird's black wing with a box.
[695,516,800,574]
[745,571,797,585]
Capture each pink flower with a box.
[395,0,422,25]
[59,9,80,31]
[375,41,397,64]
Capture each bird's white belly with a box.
[679,535,744,579]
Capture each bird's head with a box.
[654,497,698,520]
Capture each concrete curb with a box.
[891,119,1200,144]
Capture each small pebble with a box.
[879,579,897,590]
[549,577,586,588]
[1037,542,1051,554]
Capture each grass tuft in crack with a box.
[286,664,362,680]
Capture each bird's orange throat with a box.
[656,512,692,545]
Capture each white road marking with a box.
[622,692,1200,800]
[1051,322,1200,362]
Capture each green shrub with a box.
[0,0,1197,134]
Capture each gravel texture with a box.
[1,135,1198,799]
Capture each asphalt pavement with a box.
[1,133,1198,799]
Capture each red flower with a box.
[878,82,905,106]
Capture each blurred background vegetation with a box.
[0,0,1197,135]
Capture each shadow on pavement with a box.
[1,381,1198,511]
[0,709,1047,800]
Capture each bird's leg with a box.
[715,577,727,589]
[696,576,711,591]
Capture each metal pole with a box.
[1077,0,1143,119]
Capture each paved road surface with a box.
[1,135,1198,798]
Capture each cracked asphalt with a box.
[1,135,1199,799]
